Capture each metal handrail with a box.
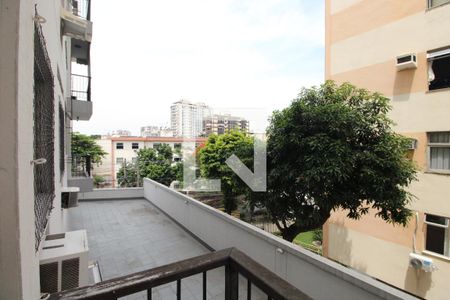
[70,0,91,20]
[71,74,91,102]
[49,248,311,300]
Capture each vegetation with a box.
[71,132,106,163]
[199,131,254,214]
[117,144,183,187]
[257,81,417,241]
[93,175,106,188]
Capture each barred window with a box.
[34,15,55,251]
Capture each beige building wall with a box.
[94,137,206,187]
[325,0,450,298]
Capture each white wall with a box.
[78,187,144,200]
[143,179,417,300]
[0,0,74,298]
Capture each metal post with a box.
[225,263,239,300]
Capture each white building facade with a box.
[0,0,94,298]
[170,100,211,137]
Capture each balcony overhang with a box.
[61,8,92,42]
[71,98,92,121]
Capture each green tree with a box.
[199,131,254,214]
[259,81,417,241]
[136,146,176,186]
[117,162,139,187]
[71,132,106,163]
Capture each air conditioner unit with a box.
[61,186,80,208]
[396,54,417,71]
[407,139,417,150]
[409,253,437,272]
[39,230,89,294]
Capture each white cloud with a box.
[73,0,324,135]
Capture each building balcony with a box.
[61,0,92,42]
[68,155,93,193]
[45,182,417,300]
[70,74,93,121]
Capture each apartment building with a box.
[0,0,93,298]
[170,99,211,137]
[140,125,174,137]
[94,136,206,187]
[203,114,250,136]
[324,1,450,298]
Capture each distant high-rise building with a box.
[111,129,132,137]
[203,114,249,136]
[141,126,174,137]
[170,100,211,137]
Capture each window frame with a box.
[116,157,124,165]
[132,142,139,150]
[427,0,450,9]
[427,47,450,91]
[427,132,450,174]
[424,214,450,257]
[116,142,124,150]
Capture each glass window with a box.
[116,157,124,165]
[116,142,124,149]
[428,0,450,8]
[428,132,450,172]
[132,157,137,164]
[428,48,450,91]
[132,142,139,149]
[425,214,449,256]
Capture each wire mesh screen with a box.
[34,13,55,252]
[59,103,65,175]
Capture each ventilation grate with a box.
[61,258,80,291]
[40,262,59,294]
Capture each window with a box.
[174,143,182,150]
[116,142,124,149]
[425,214,449,256]
[428,132,450,172]
[132,142,139,150]
[428,0,450,8]
[153,143,161,149]
[428,48,450,90]
[116,157,124,165]
[132,157,138,164]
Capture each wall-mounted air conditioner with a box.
[39,230,89,294]
[396,54,417,71]
[407,139,417,150]
[61,186,80,208]
[409,253,437,272]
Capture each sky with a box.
[73,0,325,135]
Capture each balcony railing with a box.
[49,247,311,300]
[71,74,91,102]
[70,0,91,20]
[71,155,91,177]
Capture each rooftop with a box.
[66,199,265,300]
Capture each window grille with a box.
[34,9,55,251]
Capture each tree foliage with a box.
[71,132,106,163]
[199,131,254,214]
[259,81,417,241]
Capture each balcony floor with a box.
[67,198,264,300]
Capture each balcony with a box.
[46,182,417,299]
[70,74,93,121]
[68,155,93,192]
[61,0,92,42]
